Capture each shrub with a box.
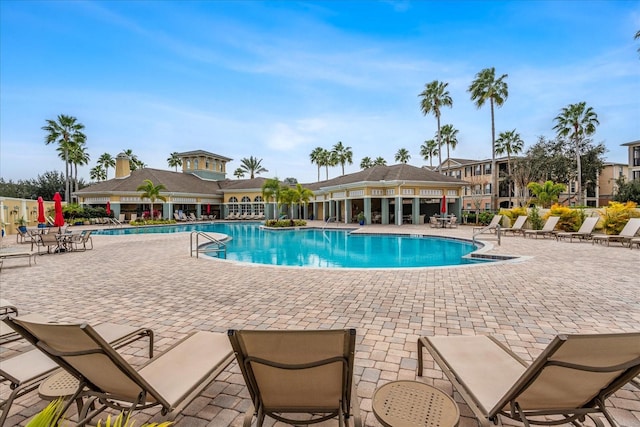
[546,204,584,232]
[528,206,544,230]
[264,219,307,228]
[598,201,639,235]
[477,212,494,225]
[499,207,527,226]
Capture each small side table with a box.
[39,370,85,415]
[372,380,460,427]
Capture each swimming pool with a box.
[95,223,486,268]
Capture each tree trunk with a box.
[490,100,497,211]
[575,136,582,206]
[436,115,442,173]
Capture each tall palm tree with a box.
[552,102,599,206]
[420,139,439,168]
[240,156,268,179]
[66,143,90,194]
[309,147,326,182]
[136,179,167,220]
[635,29,640,55]
[440,124,459,164]
[331,141,353,175]
[373,157,387,166]
[395,148,410,164]
[468,67,509,211]
[360,157,373,169]
[495,129,524,207]
[42,114,86,203]
[167,152,182,172]
[261,177,282,219]
[97,153,115,179]
[90,165,106,182]
[419,80,453,173]
[234,168,245,179]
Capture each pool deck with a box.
[1,221,639,426]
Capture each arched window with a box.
[194,159,199,169]
[241,196,252,214]
[186,159,191,169]
[229,196,239,214]
[205,158,210,169]
[253,196,264,214]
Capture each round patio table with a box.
[372,380,460,427]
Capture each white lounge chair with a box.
[523,216,560,239]
[592,217,640,246]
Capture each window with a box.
[484,184,491,195]
[618,166,624,177]
[484,203,491,210]
[633,171,640,180]
[186,160,191,169]
[241,196,252,214]
[229,197,239,214]
[484,164,492,175]
[633,147,640,167]
[475,165,482,175]
[205,159,210,169]
[466,203,471,209]
[570,182,576,193]
[194,159,199,169]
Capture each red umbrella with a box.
[53,192,65,227]
[106,201,111,216]
[37,197,46,224]
[440,195,447,214]
[206,204,211,215]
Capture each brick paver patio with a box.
[1,222,639,426]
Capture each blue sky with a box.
[1,0,639,184]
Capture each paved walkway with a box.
[1,222,639,426]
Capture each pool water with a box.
[95,223,486,268]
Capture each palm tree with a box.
[90,165,106,182]
[261,177,282,219]
[309,147,326,182]
[440,124,459,164]
[331,141,353,175]
[495,129,524,207]
[240,156,268,179]
[234,168,245,179]
[66,143,90,194]
[635,29,640,55]
[419,80,453,173]
[360,157,373,169]
[122,149,143,171]
[420,139,439,168]
[136,179,167,220]
[42,114,86,203]
[527,181,566,208]
[373,157,387,166]
[468,67,509,211]
[167,152,182,172]
[552,102,599,206]
[395,148,410,164]
[294,183,314,219]
[97,153,115,179]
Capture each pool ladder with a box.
[322,217,339,229]
[190,231,227,259]
[472,225,501,246]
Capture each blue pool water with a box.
[94,223,486,268]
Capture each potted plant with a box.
[16,216,28,233]
[357,211,366,225]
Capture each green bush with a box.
[546,204,585,232]
[598,201,639,234]
[477,212,494,225]
[130,219,177,226]
[499,207,527,226]
[264,219,307,227]
[528,206,544,230]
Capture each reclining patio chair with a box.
[69,230,93,251]
[228,328,362,427]
[4,316,233,425]
[523,216,560,239]
[417,333,640,427]
[473,215,503,234]
[501,215,528,236]
[592,217,640,247]
[556,216,599,242]
[0,315,154,426]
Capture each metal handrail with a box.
[108,217,123,228]
[190,231,227,259]
[472,224,501,246]
[322,217,338,229]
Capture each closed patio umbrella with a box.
[53,192,64,227]
[37,197,46,225]
[106,201,111,216]
[441,195,447,214]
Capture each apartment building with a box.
[622,140,640,181]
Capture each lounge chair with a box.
[473,214,503,234]
[523,216,560,239]
[556,217,599,242]
[629,237,640,249]
[501,215,528,236]
[418,333,640,427]
[447,215,458,228]
[4,316,233,424]
[228,328,362,427]
[0,315,154,426]
[0,299,20,344]
[129,213,138,223]
[173,212,185,222]
[592,218,640,247]
[429,216,438,228]
[0,249,37,271]
[188,213,197,221]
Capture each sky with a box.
[1,0,639,185]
